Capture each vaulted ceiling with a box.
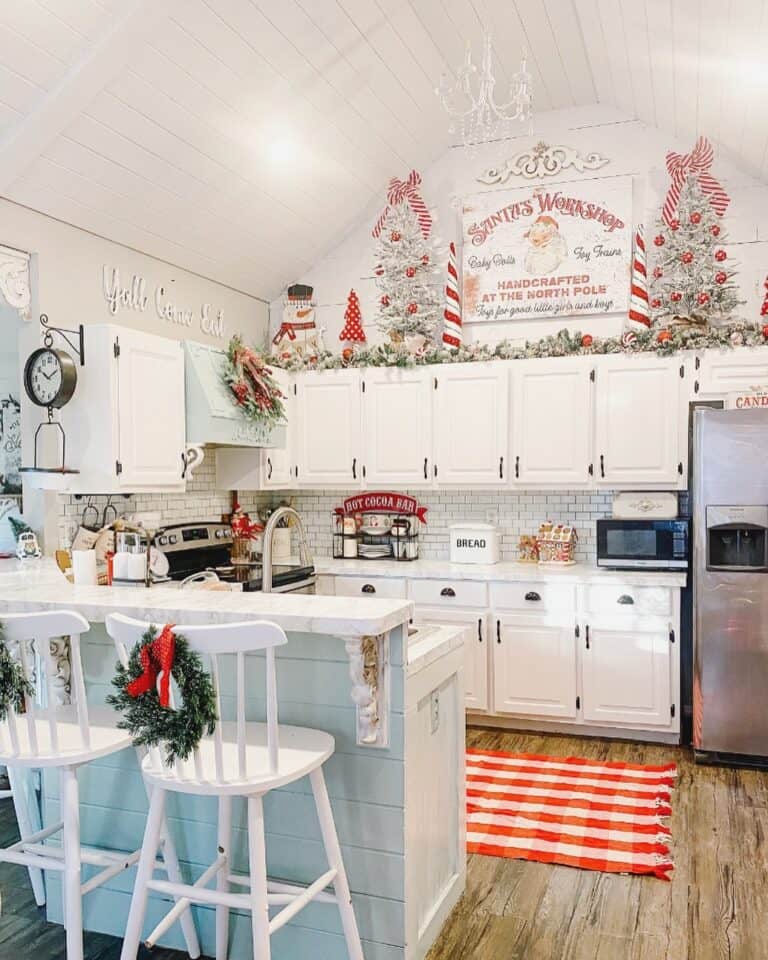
[0,0,765,301]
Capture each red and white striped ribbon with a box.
[371,170,432,239]
[627,225,651,328]
[442,241,463,349]
[662,136,730,226]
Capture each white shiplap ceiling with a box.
[0,0,764,300]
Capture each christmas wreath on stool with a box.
[222,335,285,428]
[0,624,33,721]
[107,624,217,764]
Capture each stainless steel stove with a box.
[153,522,316,594]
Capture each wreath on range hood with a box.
[222,335,286,427]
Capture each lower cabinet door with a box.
[416,607,489,711]
[581,617,672,727]
[492,614,577,720]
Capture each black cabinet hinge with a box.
[590,369,595,382]
[113,339,120,358]
[115,460,123,476]
[576,696,581,710]
[669,628,675,644]
[671,703,676,718]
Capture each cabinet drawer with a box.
[409,579,487,608]
[490,581,575,612]
[586,585,672,616]
[333,576,408,599]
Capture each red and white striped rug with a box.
[466,748,677,880]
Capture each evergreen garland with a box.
[0,624,34,721]
[107,626,217,764]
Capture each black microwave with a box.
[596,518,689,570]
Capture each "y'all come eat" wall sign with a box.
[102,265,225,338]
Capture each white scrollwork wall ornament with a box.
[345,635,388,747]
[0,246,31,320]
[476,142,610,185]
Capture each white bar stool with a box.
[0,610,200,960]
[1,764,46,906]
[106,613,364,960]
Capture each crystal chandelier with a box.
[436,34,533,149]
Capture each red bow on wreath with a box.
[126,624,176,708]
[662,136,730,227]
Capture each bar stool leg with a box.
[216,795,232,960]
[310,768,364,960]
[61,767,84,960]
[120,786,166,960]
[159,820,201,958]
[8,766,46,906]
[247,795,271,960]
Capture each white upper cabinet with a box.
[295,369,362,487]
[594,355,682,485]
[362,367,432,487]
[115,329,186,489]
[695,346,768,397]
[433,362,508,485]
[512,357,592,485]
[262,368,294,488]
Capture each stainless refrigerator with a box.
[693,407,768,762]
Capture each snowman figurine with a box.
[16,530,41,561]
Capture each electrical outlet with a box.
[430,690,440,734]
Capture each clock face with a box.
[24,348,77,408]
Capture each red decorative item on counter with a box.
[581,334,593,347]
[127,624,176,708]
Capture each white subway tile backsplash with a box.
[56,452,614,562]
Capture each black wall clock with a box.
[23,346,78,408]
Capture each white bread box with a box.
[449,523,499,564]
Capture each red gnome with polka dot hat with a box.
[339,288,366,359]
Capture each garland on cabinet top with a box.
[107,623,217,764]
[222,335,285,427]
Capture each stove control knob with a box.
[168,535,178,544]
[158,536,168,545]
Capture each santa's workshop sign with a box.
[462,176,632,322]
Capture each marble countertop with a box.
[0,559,413,637]
[314,557,688,588]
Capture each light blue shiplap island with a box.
[0,559,466,960]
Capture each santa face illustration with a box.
[524,215,568,275]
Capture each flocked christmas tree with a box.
[650,175,742,328]
[374,201,441,348]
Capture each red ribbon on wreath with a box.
[127,624,176,708]
[371,170,432,239]
[662,136,730,227]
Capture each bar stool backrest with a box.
[105,613,288,783]
[0,610,92,759]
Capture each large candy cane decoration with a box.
[442,242,463,349]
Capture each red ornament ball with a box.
[690,212,702,224]
[390,230,401,242]
[405,266,416,278]
[715,271,728,284]
[651,297,662,308]
[697,292,710,305]
[762,324,768,339]
[711,224,721,237]
[715,249,727,262]
[669,219,680,231]
[652,266,663,279]
[342,347,354,362]
[670,291,683,303]
[654,234,666,247]
[406,302,418,314]
[381,294,390,306]
[581,334,593,348]
[421,254,430,265]
[375,264,384,276]
[657,329,672,344]
[681,250,694,264]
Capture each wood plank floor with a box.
[427,727,768,960]
[1,727,767,959]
